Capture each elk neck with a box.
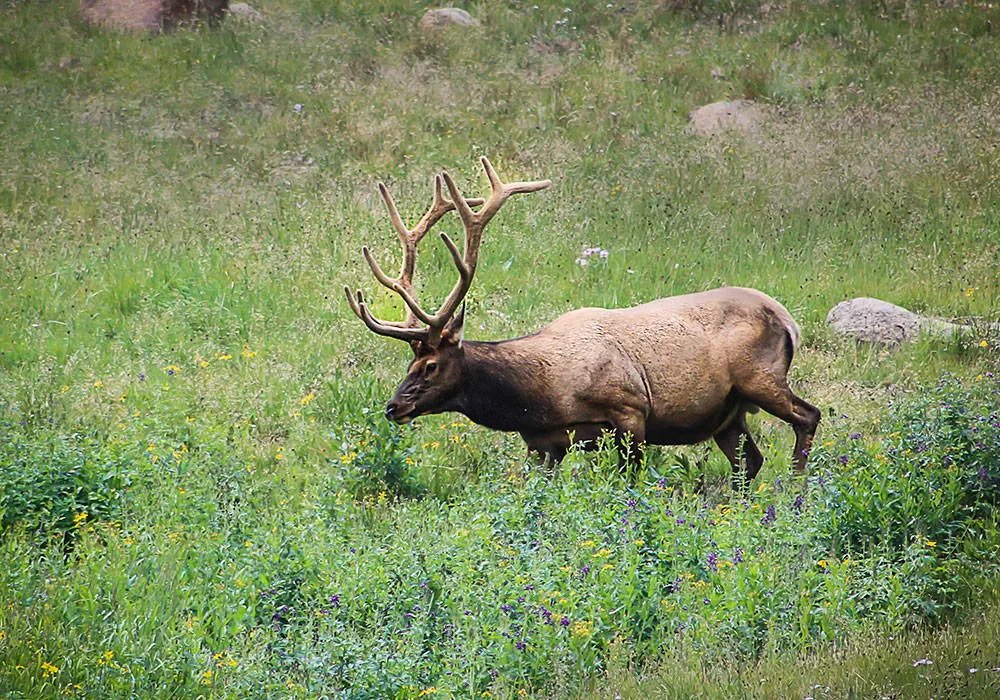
[444,338,556,433]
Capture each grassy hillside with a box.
[1,1,998,697]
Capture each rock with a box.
[826,298,968,345]
[80,0,228,32]
[418,7,479,32]
[228,2,260,22]
[687,99,766,137]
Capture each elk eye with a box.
[425,361,438,374]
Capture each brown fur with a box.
[385,286,820,480]
[347,160,819,483]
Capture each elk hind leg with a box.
[735,370,819,473]
[713,409,764,490]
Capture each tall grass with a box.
[1,0,998,697]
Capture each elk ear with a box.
[441,302,465,347]
[410,339,432,357]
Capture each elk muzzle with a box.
[385,397,415,424]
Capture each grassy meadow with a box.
[1,0,999,697]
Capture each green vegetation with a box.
[1,0,998,697]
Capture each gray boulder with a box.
[418,7,479,32]
[688,99,767,137]
[80,0,227,31]
[826,298,969,345]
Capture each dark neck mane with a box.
[447,339,554,433]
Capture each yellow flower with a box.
[300,392,316,406]
[216,352,232,361]
[571,620,593,637]
[73,511,88,525]
[418,688,438,697]
[200,669,213,685]
[592,548,612,558]
[980,339,989,348]
[817,559,828,568]
[965,287,976,298]
[925,540,937,548]
[98,650,115,666]
[41,661,60,676]
[275,451,285,461]
[241,346,256,358]
[633,539,645,546]
[92,380,103,388]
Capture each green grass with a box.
[1,0,999,697]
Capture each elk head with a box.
[345,157,551,424]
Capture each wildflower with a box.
[200,669,213,684]
[913,658,933,667]
[706,551,718,572]
[559,615,571,627]
[817,559,828,568]
[418,689,437,697]
[571,620,593,637]
[964,287,976,298]
[849,432,861,440]
[73,511,88,525]
[593,548,612,558]
[275,451,285,461]
[92,380,103,388]
[733,547,744,564]
[761,504,776,525]
[515,639,527,651]
[241,346,256,358]
[792,494,805,513]
[925,540,937,548]
[980,339,990,348]
[328,593,341,607]
[838,454,849,465]
[41,661,60,676]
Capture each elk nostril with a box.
[385,403,397,420]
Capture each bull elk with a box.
[345,158,820,482]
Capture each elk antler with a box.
[346,157,551,346]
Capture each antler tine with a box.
[426,159,550,345]
[343,286,429,342]
[474,157,552,229]
[349,159,547,348]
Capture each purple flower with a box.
[761,504,776,525]
[560,616,571,627]
[838,454,849,465]
[706,551,718,572]
[538,606,553,624]
[580,565,590,576]
[328,593,341,607]
[500,603,514,614]
[849,432,861,440]
[792,495,805,513]
[733,547,744,564]
[668,577,682,593]
[515,639,526,651]
[978,466,988,482]
[138,372,146,382]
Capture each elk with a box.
[345,158,820,482]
